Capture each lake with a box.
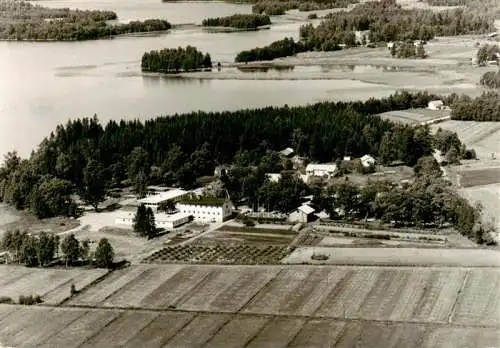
[0,0,390,157]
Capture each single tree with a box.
[61,234,81,267]
[36,231,58,267]
[81,159,106,211]
[94,238,114,268]
[80,239,90,264]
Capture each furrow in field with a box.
[288,319,346,348]
[245,317,305,348]
[204,316,271,348]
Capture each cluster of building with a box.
[115,186,234,230]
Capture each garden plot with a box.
[452,269,500,326]
[0,266,107,304]
[144,243,293,265]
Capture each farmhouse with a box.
[115,211,190,230]
[288,204,316,223]
[428,100,444,110]
[305,163,337,180]
[361,154,376,168]
[138,189,189,212]
[176,197,233,223]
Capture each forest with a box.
[235,37,308,62]
[141,46,212,73]
[202,14,271,29]
[480,71,500,89]
[0,0,171,40]
[299,0,494,51]
[251,0,357,15]
[0,91,464,214]
[450,92,500,121]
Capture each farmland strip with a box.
[204,316,270,348]
[245,317,305,348]
[288,319,346,348]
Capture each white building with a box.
[288,204,316,223]
[428,100,444,110]
[115,211,190,230]
[305,163,337,180]
[266,173,282,183]
[176,198,233,223]
[360,154,376,168]
[279,147,294,157]
[138,189,189,211]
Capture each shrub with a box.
[0,296,14,304]
[311,253,329,261]
[18,295,43,305]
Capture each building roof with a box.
[155,212,191,222]
[138,189,188,204]
[279,147,294,157]
[306,163,337,172]
[361,154,375,161]
[428,100,443,105]
[297,204,315,215]
[178,197,227,207]
[266,173,282,182]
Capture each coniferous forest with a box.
[141,46,212,73]
[450,92,500,121]
[202,14,271,29]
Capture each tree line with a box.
[1,231,114,268]
[251,0,358,15]
[142,46,212,73]
[235,37,308,62]
[0,0,171,41]
[299,0,493,51]
[390,41,427,59]
[450,92,500,121]
[202,14,271,29]
[0,91,469,218]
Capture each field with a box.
[460,183,500,233]
[282,247,500,267]
[0,266,107,305]
[0,263,498,347]
[431,120,500,163]
[378,108,451,125]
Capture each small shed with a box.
[428,100,444,110]
[288,204,316,223]
[266,173,282,183]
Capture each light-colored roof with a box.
[266,173,282,182]
[361,154,375,161]
[315,211,329,219]
[298,205,315,215]
[428,100,443,105]
[155,212,190,222]
[139,189,188,204]
[280,147,294,156]
[306,163,337,172]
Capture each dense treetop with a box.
[480,71,500,89]
[202,14,271,29]
[141,46,212,73]
[251,0,358,15]
[450,92,500,121]
[300,0,494,50]
[476,44,500,66]
[235,37,308,62]
[0,0,171,40]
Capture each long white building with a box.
[138,189,188,211]
[176,198,233,223]
[115,211,190,230]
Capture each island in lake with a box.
[141,46,213,73]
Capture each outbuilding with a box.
[138,189,189,211]
[428,100,444,110]
[288,204,316,223]
[305,163,337,180]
